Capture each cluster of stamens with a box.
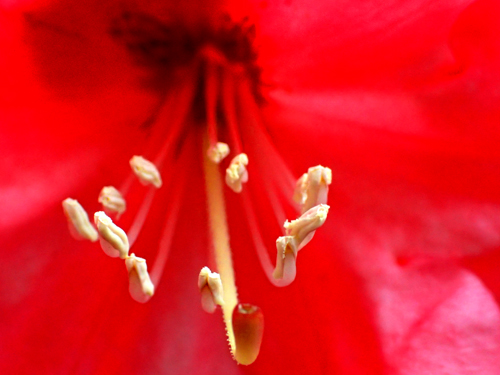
[61,13,332,366]
[62,155,162,304]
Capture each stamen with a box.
[204,59,230,164]
[284,204,330,250]
[198,266,225,313]
[293,166,332,213]
[153,70,199,169]
[62,198,98,242]
[222,71,243,153]
[237,79,296,198]
[94,211,129,259]
[272,236,298,284]
[130,155,162,188]
[232,303,264,366]
[203,139,239,357]
[127,186,156,247]
[207,142,230,164]
[240,190,292,287]
[149,182,183,286]
[98,186,126,216]
[225,153,249,193]
[125,253,155,303]
[205,60,220,148]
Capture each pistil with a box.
[203,138,239,356]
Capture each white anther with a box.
[225,153,249,193]
[284,204,329,250]
[293,173,308,205]
[130,156,162,188]
[94,211,129,259]
[98,186,126,215]
[293,165,332,213]
[207,142,230,164]
[273,236,298,284]
[198,266,225,313]
[62,198,98,242]
[125,253,155,303]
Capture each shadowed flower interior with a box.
[60,10,331,365]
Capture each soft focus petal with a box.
[253,0,474,89]
[0,170,241,374]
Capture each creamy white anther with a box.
[225,153,249,193]
[273,236,298,282]
[198,266,225,313]
[98,186,126,215]
[293,166,332,213]
[94,211,129,259]
[207,142,230,164]
[284,204,329,250]
[62,198,98,242]
[125,253,155,303]
[130,156,162,188]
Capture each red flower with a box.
[2,0,500,374]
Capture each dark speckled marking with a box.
[110,11,264,129]
[109,11,262,89]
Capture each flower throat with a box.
[62,11,331,366]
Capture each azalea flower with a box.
[2,0,500,374]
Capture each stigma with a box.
[62,11,333,366]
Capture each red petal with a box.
[253,0,474,89]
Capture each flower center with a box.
[62,11,332,366]
[109,11,263,121]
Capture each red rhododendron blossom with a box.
[2,0,500,374]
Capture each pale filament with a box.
[148,192,180,286]
[240,189,294,288]
[205,59,220,147]
[222,71,243,154]
[98,186,126,216]
[237,79,296,199]
[118,172,135,198]
[236,77,297,229]
[240,171,330,287]
[62,198,98,242]
[153,70,199,169]
[118,76,197,197]
[149,152,187,287]
[126,186,157,247]
[204,58,231,165]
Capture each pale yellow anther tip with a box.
[284,204,330,250]
[94,211,129,259]
[125,253,155,303]
[293,165,332,213]
[225,153,249,193]
[207,142,230,164]
[198,266,224,313]
[98,186,126,215]
[62,198,98,242]
[273,236,298,285]
[130,156,162,188]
